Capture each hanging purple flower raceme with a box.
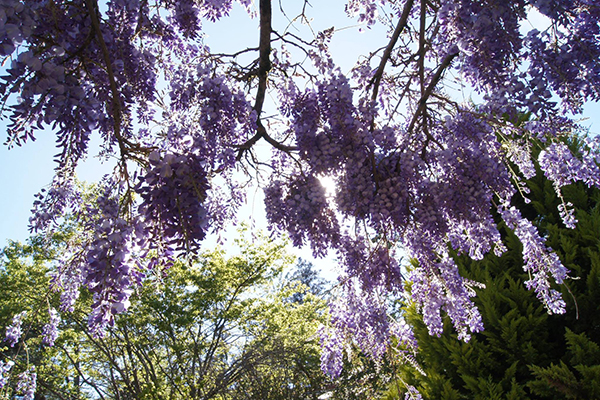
[168,64,254,173]
[436,0,526,89]
[538,141,600,228]
[389,319,420,372]
[329,283,392,363]
[42,308,60,347]
[318,282,397,378]
[407,251,484,341]
[162,68,253,235]
[76,183,142,336]
[361,151,415,232]
[0,360,14,389]
[265,175,340,258]
[404,385,423,400]
[29,172,78,234]
[318,324,345,378]
[5,311,26,347]
[171,0,201,38]
[539,142,600,189]
[524,2,600,113]
[52,250,85,313]
[16,367,36,400]
[337,235,404,292]
[136,151,210,254]
[499,202,568,314]
[504,137,537,180]
[288,74,369,176]
[1,0,104,167]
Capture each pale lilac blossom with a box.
[5,311,26,347]
[42,308,60,347]
[16,367,36,400]
[0,360,14,389]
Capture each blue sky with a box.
[0,2,599,255]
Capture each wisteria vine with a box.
[1,0,600,395]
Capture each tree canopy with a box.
[1,0,600,395]
[0,229,332,399]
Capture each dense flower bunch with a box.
[41,307,60,347]
[1,0,600,394]
[436,0,525,88]
[265,174,340,257]
[0,0,157,169]
[525,3,600,112]
[80,184,141,335]
[16,367,36,400]
[404,385,423,400]
[0,360,14,389]
[318,325,345,378]
[4,311,25,347]
[136,151,210,253]
[498,203,569,314]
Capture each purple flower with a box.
[499,202,569,314]
[42,308,60,347]
[16,367,36,400]
[318,325,345,378]
[0,360,14,389]
[404,385,423,400]
[5,311,26,347]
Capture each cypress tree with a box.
[392,139,600,399]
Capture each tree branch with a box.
[84,0,123,142]
[57,343,108,400]
[369,0,415,102]
[84,0,154,184]
[255,0,271,118]
[407,50,459,134]
[235,0,297,160]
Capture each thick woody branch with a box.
[418,0,426,95]
[254,0,272,118]
[84,0,152,182]
[236,0,297,160]
[369,0,414,102]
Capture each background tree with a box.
[0,231,90,399]
[390,139,600,399]
[284,258,330,304]
[1,229,331,399]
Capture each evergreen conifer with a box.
[393,139,600,399]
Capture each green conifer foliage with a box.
[395,140,600,399]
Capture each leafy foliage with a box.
[394,140,600,399]
[0,232,89,399]
[0,229,331,399]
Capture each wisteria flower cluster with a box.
[82,184,141,335]
[0,360,14,389]
[4,311,26,347]
[42,307,61,347]
[136,151,210,253]
[498,203,569,314]
[16,367,36,400]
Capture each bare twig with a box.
[369,0,415,102]
[407,50,459,134]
